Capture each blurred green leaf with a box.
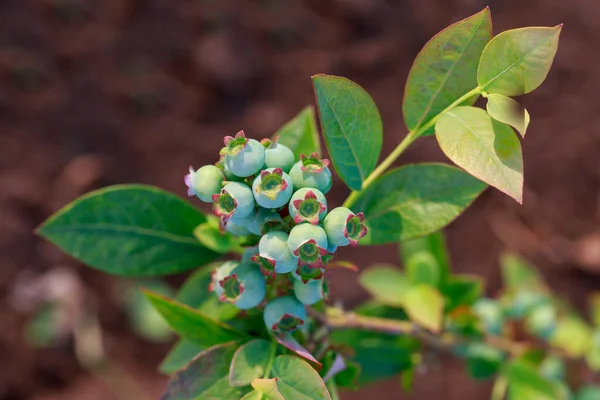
[352,163,486,244]
[144,290,246,347]
[275,106,321,158]
[403,284,445,332]
[240,391,265,400]
[229,339,272,387]
[506,361,566,400]
[473,298,504,336]
[444,274,483,312]
[478,26,562,96]
[465,343,505,380]
[161,342,249,400]
[500,252,545,291]
[124,281,173,343]
[193,219,241,254]
[525,302,557,340]
[159,339,205,375]
[24,303,60,348]
[436,106,523,203]
[400,230,451,285]
[550,315,592,358]
[405,252,441,288]
[586,330,600,371]
[403,8,492,135]
[539,355,565,382]
[486,93,530,137]
[359,265,410,307]
[577,386,600,400]
[588,292,600,327]
[37,185,219,276]
[312,74,383,190]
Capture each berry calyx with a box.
[288,224,329,268]
[292,264,324,283]
[221,131,266,178]
[323,207,368,247]
[252,168,294,208]
[214,262,266,310]
[252,231,297,276]
[289,153,333,194]
[289,188,327,224]
[263,296,306,334]
[212,182,255,220]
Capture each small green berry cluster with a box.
[185,131,367,335]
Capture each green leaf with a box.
[587,331,600,371]
[312,74,383,190]
[400,230,451,285]
[478,26,562,96]
[403,284,445,332]
[161,342,249,400]
[550,315,592,358]
[444,274,483,312]
[229,339,272,387]
[270,355,332,399]
[359,265,410,307]
[24,303,60,348]
[252,379,284,400]
[159,339,205,374]
[193,220,241,254]
[405,252,441,288]
[352,163,486,244]
[500,252,545,291]
[240,391,265,400]
[465,343,504,380]
[486,93,530,137]
[144,290,246,347]
[174,263,239,321]
[37,185,219,276]
[506,361,566,400]
[589,292,600,327]
[577,386,600,400]
[403,8,492,135]
[123,281,173,343]
[275,106,321,158]
[435,106,523,203]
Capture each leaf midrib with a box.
[41,223,201,246]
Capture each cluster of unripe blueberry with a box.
[185,131,367,335]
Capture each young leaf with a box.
[400,231,451,285]
[193,221,242,254]
[403,284,445,332]
[478,26,562,96]
[405,252,441,288]
[550,315,592,358]
[274,106,321,158]
[435,106,523,203]
[229,339,272,387]
[252,379,284,400]
[240,391,266,400]
[36,185,219,276]
[312,74,383,190]
[144,290,246,347]
[464,343,505,380]
[351,163,486,244]
[403,8,493,135]
[486,93,530,137]
[159,339,205,375]
[270,355,332,400]
[359,265,410,307]
[506,361,566,400]
[444,274,483,312]
[162,342,250,400]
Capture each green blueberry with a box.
[262,139,295,173]
[287,223,328,268]
[288,188,327,225]
[252,168,293,208]
[288,153,332,194]
[221,131,266,177]
[323,207,367,247]
[247,207,284,235]
[252,231,297,276]
[263,296,306,334]
[473,298,504,336]
[293,278,325,305]
[214,262,266,310]
[241,246,259,264]
[184,165,224,202]
[212,182,255,220]
[224,217,251,236]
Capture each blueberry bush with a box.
[37,8,599,399]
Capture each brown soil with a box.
[1,0,599,399]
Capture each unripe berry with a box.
[247,207,284,236]
[263,296,306,334]
[184,165,224,202]
[212,182,255,220]
[289,153,332,194]
[214,262,266,310]
[221,131,266,178]
[525,302,557,340]
[473,298,504,336]
[323,207,367,247]
[224,217,251,237]
[241,246,259,265]
[288,188,327,225]
[262,138,295,173]
[252,231,297,276]
[288,223,328,268]
[252,168,293,209]
[293,278,326,305]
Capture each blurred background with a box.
[1,0,599,399]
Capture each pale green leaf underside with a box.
[486,93,530,137]
[313,74,383,190]
[274,106,322,158]
[37,184,219,276]
[478,26,562,96]
[359,265,410,307]
[435,106,523,202]
[403,284,445,332]
[352,163,487,244]
[271,355,331,400]
[403,7,492,135]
